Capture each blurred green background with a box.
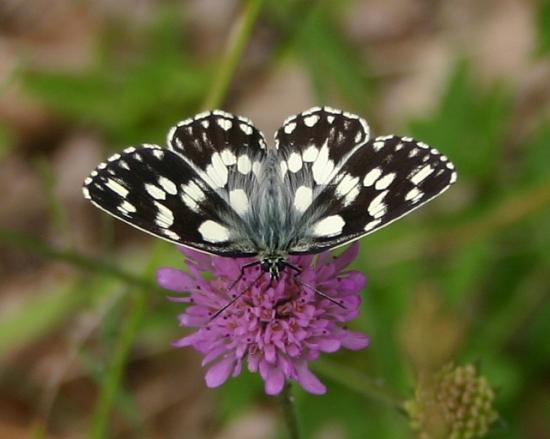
[1,0,549,438]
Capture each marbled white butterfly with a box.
[83,107,457,279]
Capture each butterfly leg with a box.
[209,269,265,321]
[227,260,262,294]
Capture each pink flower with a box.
[157,243,369,395]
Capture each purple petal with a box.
[157,268,195,292]
[318,338,341,353]
[205,356,235,388]
[296,362,326,395]
[333,242,359,271]
[172,332,200,347]
[341,331,369,350]
[265,366,285,395]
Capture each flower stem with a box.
[313,359,404,412]
[202,0,264,110]
[280,383,300,439]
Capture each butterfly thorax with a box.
[245,152,297,255]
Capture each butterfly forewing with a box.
[288,135,457,253]
[83,144,257,256]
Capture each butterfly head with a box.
[261,256,286,280]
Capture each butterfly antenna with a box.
[281,261,346,309]
[209,270,265,322]
[297,279,346,309]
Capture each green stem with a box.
[89,288,147,439]
[313,359,404,412]
[280,383,300,439]
[202,0,264,109]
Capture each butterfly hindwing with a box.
[82,145,257,256]
[167,110,267,216]
[287,135,457,253]
[275,107,370,197]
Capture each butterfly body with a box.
[83,107,457,279]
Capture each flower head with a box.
[157,243,369,395]
[404,363,498,439]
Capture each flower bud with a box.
[404,363,498,438]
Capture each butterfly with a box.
[83,107,457,280]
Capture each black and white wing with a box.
[83,110,268,257]
[167,110,267,206]
[274,107,457,254]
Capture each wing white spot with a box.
[154,201,174,228]
[373,141,385,152]
[162,229,180,240]
[374,172,396,190]
[302,145,319,162]
[302,106,321,116]
[450,172,457,184]
[181,180,205,201]
[368,190,389,218]
[395,143,403,151]
[119,160,130,170]
[402,136,413,142]
[237,155,252,174]
[408,148,418,158]
[284,122,296,134]
[304,114,320,127]
[124,147,136,154]
[446,162,455,170]
[207,152,228,187]
[405,187,423,202]
[294,186,313,212]
[145,183,166,200]
[327,115,335,124]
[287,152,303,173]
[217,118,232,131]
[363,167,382,187]
[82,186,90,199]
[240,123,253,135]
[344,185,360,207]
[198,220,230,243]
[158,176,178,195]
[229,189,249,215]
[221,149,237,166]
[213,110,231,118]
[117,200,136,214]
[105,179,129,198]
[201,119,209,128]
[440,155,448,162]
[98,162,107,170]
[336,174,359,197]
[364,218,382,232]
[181,193,199,212]
[417,142,428,149]
[411,165,434,185]
[152,149,164,160]
[311,142,334,185]
[312,215,345,238]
